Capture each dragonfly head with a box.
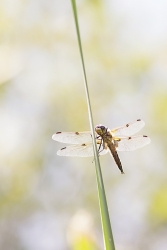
[95,124,108,136]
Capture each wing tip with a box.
[147,137,151,144]
[143,135,151,143]
[57,150,63,156]
[52,134,56,140]
[137,119,145,125]
[52,132,62,140]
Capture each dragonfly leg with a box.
[98,139,107,155]
[92,140,103,163]
[98,142,102,152]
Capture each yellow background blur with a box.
[0,0,167,249]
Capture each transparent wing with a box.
[57,143,108,157]
[114,135,151,151]
[111,119,145,136]
[52,131,93,144]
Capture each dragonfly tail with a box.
[108,143,125,174]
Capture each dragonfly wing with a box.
[111,119,145,136]
[57,143,108,157]
[52,131,93,144]
[115,135,151,151]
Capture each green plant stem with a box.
[70,1,115,249]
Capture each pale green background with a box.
[0,0,167,249]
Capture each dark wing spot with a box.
[137,119,141,121]
[56,132,61,134]
[128,137,131,139]
[61,147,66,150]
[126,124,129,127]
[75,132,79,135]
[82,143,86,146]
[143,135,148,137]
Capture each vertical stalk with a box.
[70,1,115,249]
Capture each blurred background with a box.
[0,0,167,249]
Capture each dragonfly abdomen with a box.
[108,142,124,174]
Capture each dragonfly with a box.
[52,119,151,174]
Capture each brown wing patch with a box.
[137,119,141,121]
[143,135,148,137]
[75,132,79,135]
[61,147,66,150]
[82,143,86,146]
[128,137,131,139]
[56,132,61,134]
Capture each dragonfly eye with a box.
[95,124,107,135]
